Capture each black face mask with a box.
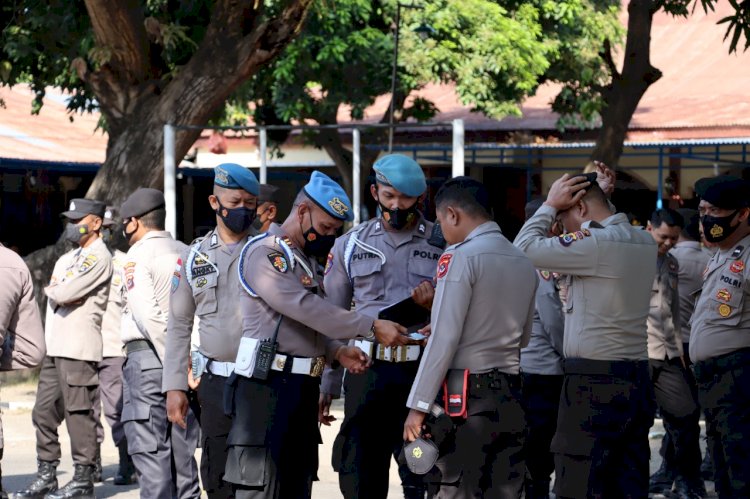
[64,223,89,244]
[101,227,113,245]
[122,219,137,244]
[702,210,740,243]
[302,213,336,259]
[217,200,256,234]
[379,199,419,230]
[251,208,268,231]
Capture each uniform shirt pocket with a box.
[191,268,219,315]
[407,251,440,283]
[708,283,744,326]
[349,259,385,302]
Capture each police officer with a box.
[320,154,440,499]
[690,175,750,497]
[16,199,113,499]
[0,243,46,498]
[164,163,260,499]
[672,208,714,482]
[253,183,280,233]
[225,171,414,499]
[644,209,704,499]
[404,177,536,498]
[119,188,200,499]
[92,206,134,485]
[514,172,657,498]
[519,198,565,499]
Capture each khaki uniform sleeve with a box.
[245,246,372,340]
[0,265,45,370]
[513,204,600,276]
[321,365,345,398]
[127,257,170,362]
[44,248,112,305]
[163,247,194,392]
[407,249,471,412]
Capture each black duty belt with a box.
[563,358,648,381]
[693,348,750,382]
[469,369,521,391]
[124,339,153,355]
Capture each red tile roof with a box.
[0,86,106,163]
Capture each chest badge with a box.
[301,275,313,286]
[716,289,732,302]
[196,277,208,288]
[730,260,745,274]
[718,303,732,317]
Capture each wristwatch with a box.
[364,322,376,341]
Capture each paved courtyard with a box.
[1,381,715,498]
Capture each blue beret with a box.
[303,171,353,222]
[373,154,426,197]
[214,163,259,196]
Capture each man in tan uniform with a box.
[645,209,704,499]
[225,171,415,499]
[16,198,112,499]
[403,177,536,499]
[690,176,750,497]
[321,154,439,499]
[252,183,280,233]
[92,206,134,485]
[514,173,657,499]
[119,188,199,499]
[165,163,260,499]
[0,243,46,498]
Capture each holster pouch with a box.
[191,350,208,380]
[442,369,469,418]
[223,372,238,417]
[234,337,259,378]
[403,437,439,475]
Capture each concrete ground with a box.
[1,381,716,498]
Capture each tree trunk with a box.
[24,0,315,307]
[590,0,662,169]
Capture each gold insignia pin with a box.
[710,224,724,238]
[328,197,349,217]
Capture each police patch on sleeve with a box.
[558,229,591,247]
[324,252,334,275]
[78,254,98,274]
[124,262,136,290]
[436,254,453,279]
[267,252,289,273]
[171,258,182,294]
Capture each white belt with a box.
[270,354,326,377]
[207,360,235,377]
[353,340,421,363]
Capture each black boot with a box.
[46,464,95,499]
[14,460,58,499]
[113,441,136,486]
[92,444,102,483]
[671,476,707,499]
[649,459,675,494]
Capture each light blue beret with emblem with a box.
[214,163,259,196]
[303,171,353,222]
[373,154,426,197]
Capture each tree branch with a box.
[599,39,621,80]
[82,0,154,83]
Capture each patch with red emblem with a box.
[301,275,312,286]
[437,254,453,279]
[324,252,334,275]
[267,252,288,273]
[716,288,732,302]
[730,260,745,274]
